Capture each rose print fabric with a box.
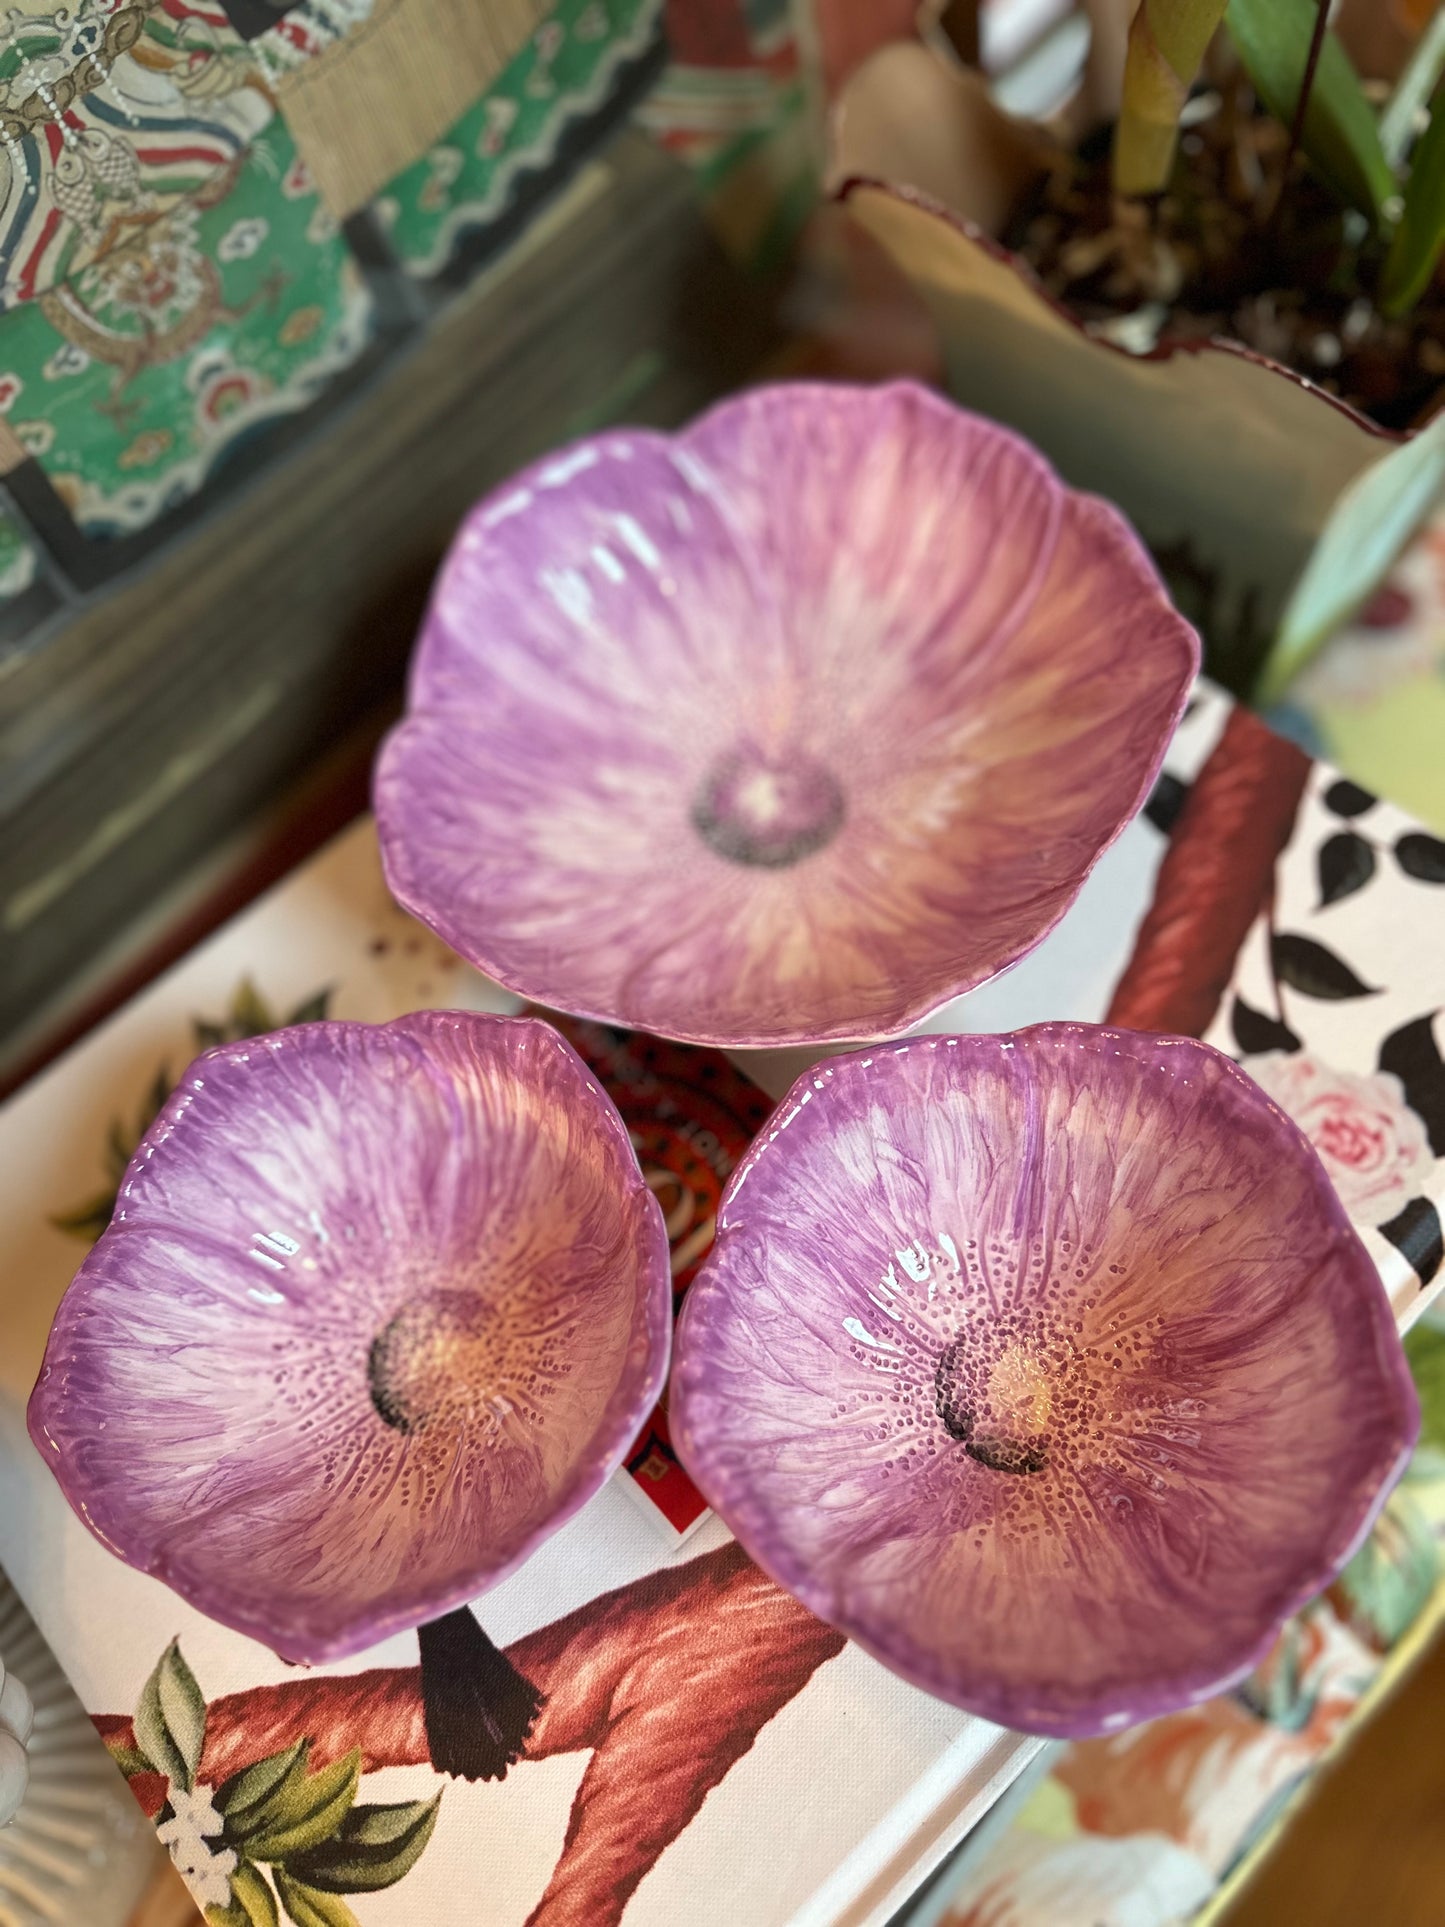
[1245,1054,1434,1227]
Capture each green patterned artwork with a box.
[375,0,662,278]
[0,121,372,538]
[0,506,38,601]
[0,1,273,309]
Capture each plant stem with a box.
[1112,0,1230,197]
[1281,0,1332,187]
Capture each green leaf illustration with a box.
[1405,1319,1445,1473]
[49,977,332,1246]
[218,1740,311,1844]
[103,1740,155,1780]
[133,1641,206,1793]
[50,1192,121,1244]
[1237,1615,1319,1731]
[284,1795,442,1894]
[105,1116,136,1182]
[1334,1491,1439,1649]
[230,978,278,1038]
[246,1749,361,1863]
[273,1870,360,1927]
[207,1861,281,1927]
[286,989,334,1027]
[141,1064,173,1133]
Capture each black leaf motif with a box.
[417,1609,543,1781]
[1396,834,1445,885]
[1143,771,1188,836]
[1379,1198,1443,1289]
[287,987,335,1026]
[1231,994,1301,1056]
[1379,1014,1445,1156]
[1317,831,1376,907]
[1271,933,1380,1001]
[1323,779,1377,818]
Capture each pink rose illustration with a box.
[1246,1052,1434,1226]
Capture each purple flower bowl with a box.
[28,1012,671,1664]
[670,1024,1418,1738]
[374,381,1199,1050]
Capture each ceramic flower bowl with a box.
[28,1012,671,1664]
[374,381,1198,1049]
[670,1024,1418,1738]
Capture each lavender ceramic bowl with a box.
[670,1024,1418,1738]
[28,1012,671,1664]
[374,381,1198,1049]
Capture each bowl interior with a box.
[376,382,1198,1048]
[29,1014,668,1661]
[671,1027,1416,1735]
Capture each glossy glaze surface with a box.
[29,1012,671,1662]
[375,381,1198,1047]
[671,1024,1418,1736]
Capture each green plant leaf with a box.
[1380,5,1445,167]
[141,1065,174,1134]
[133,1641,206,1793]
[1255,408,1445,705]
[230,978,277,1039]
[1226,0,1396,220]
[284,1796,441,1894]
[206,1862,281,1927]
[245,1750,361,1863]
[272,1870,360,1927]
[1113,0,1231,197]
[48,1191,118,1244]
[286,989,334,1027]
[103,1741,155,1779]
[193,1020,229,1052]
[217,1741,311,1842]
[1382,77,1445,315]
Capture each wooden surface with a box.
[1224,1623,1445,1927]
[126,1864,202,1927]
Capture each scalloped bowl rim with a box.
[27,1010,674,1663]
[374,380,1201,1050]
[834,177,1404,449]
[670,1022,1420,1737]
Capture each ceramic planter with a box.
[824,20,1409,658]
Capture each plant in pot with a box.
[812,0,1445,702]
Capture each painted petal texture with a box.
[670,1025,1417,1737]
[28,1013,671,1663]
[375,382,1198,1048]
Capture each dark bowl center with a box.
[369,1288,507,1436]
[934,1329,1054,1476]
[692,745,845,869]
